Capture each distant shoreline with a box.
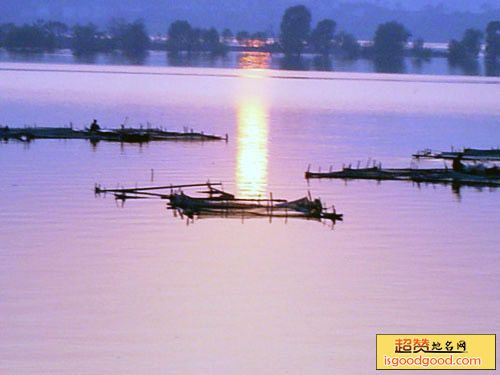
[1,48,497,77]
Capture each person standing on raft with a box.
[90,119,101,132]
[452,153,464,172]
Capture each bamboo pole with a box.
[96,182,222,193]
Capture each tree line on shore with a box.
[0,19,151,59]
[274,5,499,72]
[0,6,499,71]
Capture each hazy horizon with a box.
[1,0,500,42]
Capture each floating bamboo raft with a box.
[1,126,227,143]
[95,182,343,223]
[305,166,500,187]
[413,148,500,161]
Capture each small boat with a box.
[413,148,500,161]
[168,192,343,222]
[305,165,500,187]
[95,182,343,223]
[1,125,226,143]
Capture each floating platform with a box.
[413,148,500,161]
[0,126,227,143]
[305,166,500,187]
[95,182,343,224]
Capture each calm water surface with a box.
[1,49,497,76]
[0,63,499,374]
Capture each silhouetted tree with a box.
[4,22,54,51]
[45,21,68,37]
[221,28,233,43]
[461,29,483,58]
[251,31,267,42]
[201,28,218,48]
[2,20,69,51]
[5,25,31,50]
[167,20,193,53]
[108,18,127,49]
[371,21,410,73]
[44,21,68,49]
[448,40,464,60]
[485,21,500,61]
[448,28,483,62]
[190,28,202,50]
[280,5,311,56]
[200,27,226,54]
[334,32,360,59]
[113,20,150,57]
[0,24,15,47]
[373,21,411,58]
[236,31,250,46]
[483,22,499,75]
[72,23,100,56]
[167,21,225,55]
[310,19,336,56]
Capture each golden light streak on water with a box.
[236,96,269,198]
[238,52,270,70]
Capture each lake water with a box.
[0,62,499,374]
[1,49,498,77]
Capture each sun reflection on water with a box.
[236,97,269,198]
[238,52,270,70]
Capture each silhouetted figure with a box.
[90,119,100,132]
[1,126,9,141]
[452,153,464,172]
